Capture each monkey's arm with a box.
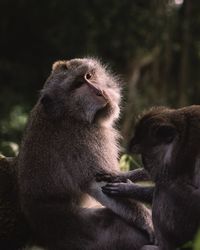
[102,182,154,204]
[124,168,151,182]
[96,168,151,183]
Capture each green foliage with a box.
[178,230,200,250]
[194,230,200,250]
[180,241,193,249]
[1,106,27,133]
[0,106,27,156]
[120,154,142,171]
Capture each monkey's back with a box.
[153,182,200,246]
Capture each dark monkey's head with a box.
[128,106,200,180]
[40,58,121,125]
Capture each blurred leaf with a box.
[194,230,200,250]
[120,154,142,171]
[0,141,19,156]
[0,105,27,156]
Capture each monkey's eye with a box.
[85,73,92,80]
[71,72,94,91]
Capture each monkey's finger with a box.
[102,188,122,195]
[102,185,119,191]
[103,183,122,187]
[102,187,119,192]
[102,185,121,194]
[102,184,119,190]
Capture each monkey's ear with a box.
[52,60,68,72]
[154,124,177,144]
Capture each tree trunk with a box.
[178,0,191,107]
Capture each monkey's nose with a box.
[96,91,103,96]
[91,85,103,97]
[85,80,106,98]
[84,74,103,96]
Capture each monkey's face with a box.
[40,58,120,125]
[128,107,200,180]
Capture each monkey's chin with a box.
[93,95,108,109]
[93,104,118,127]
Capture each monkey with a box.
[0,155,30,250]
[101,106,200,250]
[18,58,154,250]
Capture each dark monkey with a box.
[0,156,30,250]
[102,106,200,250]
[18,58,153,250]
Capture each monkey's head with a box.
[39,58,120,126]
[128,106,200,180]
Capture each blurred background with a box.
[1,1,200,248]
[1,0,200,156]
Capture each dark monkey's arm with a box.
[96,168,151,183]
[97,168,154,204]
[124,168,151,182]
[102,182,154,204]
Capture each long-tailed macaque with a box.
[18,58,153,250]
[102,106,200,250]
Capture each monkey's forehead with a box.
[52,58,104,72]
[136,106,200,132]
[136,107,172,124]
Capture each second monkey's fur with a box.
[103,106,200,250]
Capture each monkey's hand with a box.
[96,173,128,183]
[102,182,135,197]
[102,182,154,204]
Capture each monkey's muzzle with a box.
[84,74,108,104]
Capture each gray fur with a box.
[18,58,150,250]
